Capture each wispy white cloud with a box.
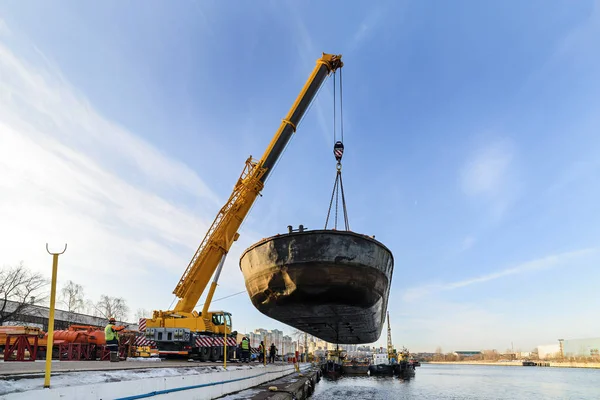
[549,0,600,69]
[388,301,506,352]
[0,26,244,319]
[403,248,596,302]
[392,291,600,352]
[346,5,389,54]
[282,2,392,145]
[460,139,513,197]
[190,0,216,37]
[459,138,520,218]
[0,18,10,37]
[281,1,334,146]
[460,235,476,252]
[277,2,393,148]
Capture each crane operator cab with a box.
[211,312,232,334]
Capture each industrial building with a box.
[537,343,561,359]
[562,337,600,358]
[0,299,133,331]
[453,351,483,357]
[537,337,600,359]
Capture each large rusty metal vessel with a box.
[240,229,394,344]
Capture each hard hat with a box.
[109,317,116,323]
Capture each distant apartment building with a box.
[281,335,293,354]
[244,331,371,357]
[247,328,289,353]
[269,329,283,352]
[247,331,263,348]
[340,344,358,352]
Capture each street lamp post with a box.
[44,243,67,389]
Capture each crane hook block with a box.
[333,141,344,162]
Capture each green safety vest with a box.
[241,339,249,350]
[105,324,118,341]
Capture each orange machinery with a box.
[2,324,135,361]
[49,324,126,345]
[0,326,50,347]
[1,325,126,348]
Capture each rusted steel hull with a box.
[239,230,394,344]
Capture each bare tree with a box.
[95,295,129,321]
[84,299,97,316]
[60,280,85,313]
[0,262,48,326]
[482,349,499,361]
[134,308,150,322]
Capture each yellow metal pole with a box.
[223,323,227,370]
[44,243,67,389]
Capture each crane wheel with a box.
[209,346,220,362]
[199,347,210,362]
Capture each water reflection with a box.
[311,364,599,400]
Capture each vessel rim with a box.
[238,229,394,265]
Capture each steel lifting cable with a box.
[324,70,350,231]
[333,72,336,147]
[340,68,344,143]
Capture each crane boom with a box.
[170,53,343,314]
[387,311,394,360]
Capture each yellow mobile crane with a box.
[144,53,343,358]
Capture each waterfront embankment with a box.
[427,361,600,369]
[0,362,299,399]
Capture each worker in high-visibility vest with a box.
[105,317,119,362]
[240,336,250,363]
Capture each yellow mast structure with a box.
[387,311,396,363]
[147,54,344,338]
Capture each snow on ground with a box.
[217,388,262,400]
[0,364,255,395]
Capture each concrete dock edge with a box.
[1,364,296,400]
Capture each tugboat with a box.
[368,352,395,376]
[368,312,416,379]
[395,347,416,379]
[320,347,344,379]
[343,357,371,375]
[409,355,421,368]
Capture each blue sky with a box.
[1,0,599,352]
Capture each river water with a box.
[311,364,599,400]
